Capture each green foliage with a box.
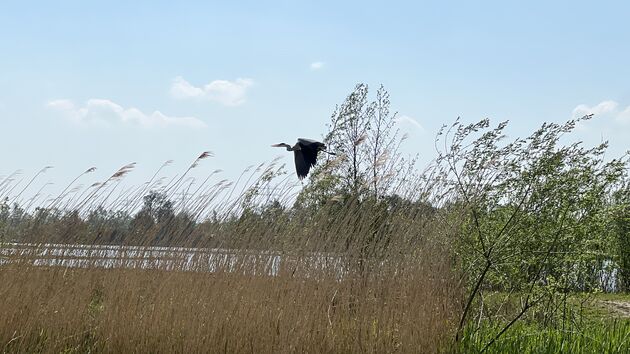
[128,191,198,246]
[459,320,630,353]
[138,190,175,224]
[433,116,629,345]
[613,182,630,291]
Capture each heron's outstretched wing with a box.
[297,138,320,145]
[297,138,325,169]
[293,149,310,179]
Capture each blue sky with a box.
[1,1,629,198]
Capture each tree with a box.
[324,83,372,195]
[296,83,413,207]
[434,116,628,347]
[129,191,175,245]
[366,86,410,199]
[139,191,175,224]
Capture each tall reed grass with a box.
[0,156,462,353]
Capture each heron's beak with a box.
[271,144,282,147]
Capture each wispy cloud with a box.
[310,61,325,70]
[395,115,424,131]
[572,100,630,124]
[170,76,254,106]
[47,99,206,128]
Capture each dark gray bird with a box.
[271,138,335,179]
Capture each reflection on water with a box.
[1,242,619,290]
[0,242,346,278]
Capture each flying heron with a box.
[272,138,335,179]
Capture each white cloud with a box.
[572,100,630,124]
[572,100,619,119]
[47,98,206,128]
[310,61,325,70]
[170,76,254,106]
[568,101,630,160]
[618,106,630,123]
[395,115,424,131]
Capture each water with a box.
[0,242,346,278]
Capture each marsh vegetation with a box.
[1,85,629,353]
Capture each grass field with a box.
[3,259,626,353]
[0,262,459,353]
[460,319,630,353]
[458,292,630,353]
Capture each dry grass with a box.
[0,158,463,353]
[0,256,458,353]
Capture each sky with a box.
[1,0,629,200]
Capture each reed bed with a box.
[0,155,462,353]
